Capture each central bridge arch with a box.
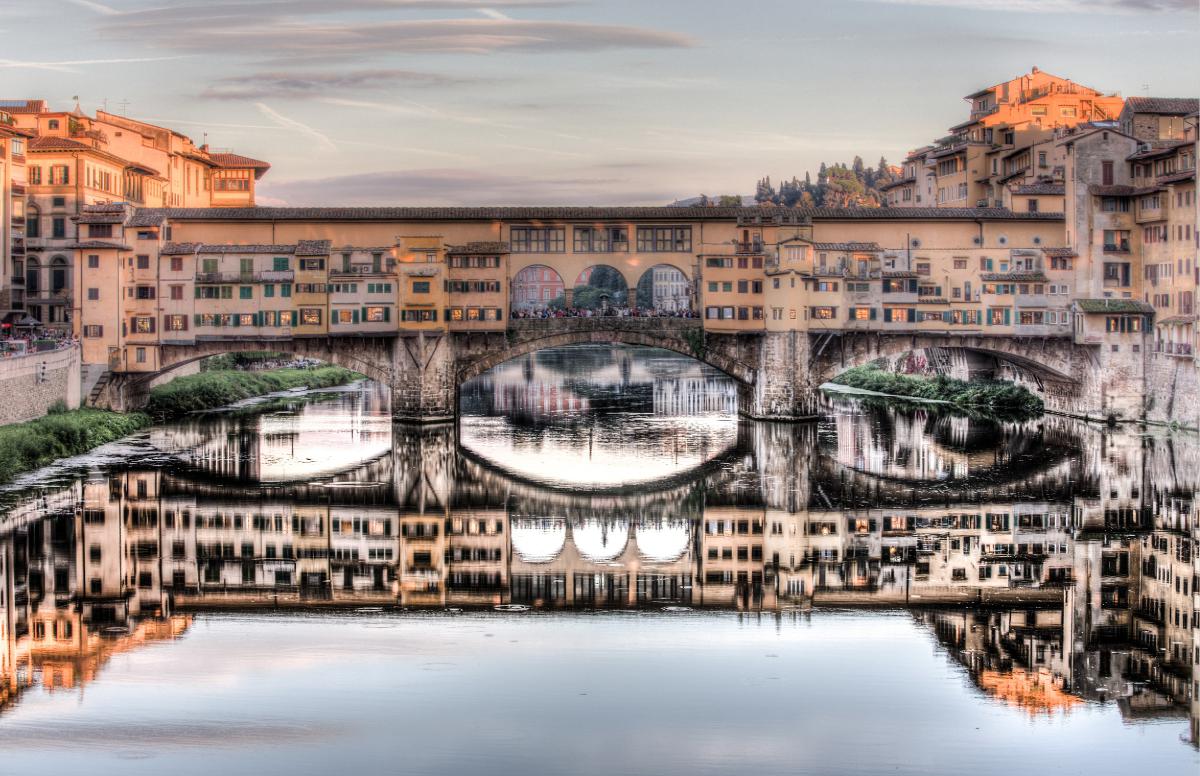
[453,318,756,386]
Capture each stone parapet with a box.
[0,345,81,425]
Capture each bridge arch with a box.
[94,336,398,412]
[810,331,1093,415]
[454,320,755,386]
[634,263,692,312]
[572,264,629,309]
[511,264,565,311]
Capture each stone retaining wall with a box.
[1146,352,1200,429]
[0,345,81,425]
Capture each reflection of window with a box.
[450,308,464,321]
[466,308,481,321]
[573,226,629,253]
[335,309,354,324]
[82,325,103,337]
[301,308,322,325]
[239,314,255,326]
[133,316,154,333]
[165,314,188,331]
[365,306,387,322]
[412,281,430,294]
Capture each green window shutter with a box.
[193,313,201,325]
[352,309,359,324]
[383,307,390,322]
[274,257,289,272]
[1004,308,1011,325]
[281,284,291,297]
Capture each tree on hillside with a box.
[753,156,897,208]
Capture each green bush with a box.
[829,365,1043,418]
[0,409,151,484]
[147,366,361,419]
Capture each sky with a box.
[1,0,1197,206]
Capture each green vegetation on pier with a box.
[146,366,361,418]
[827,366,1044,417]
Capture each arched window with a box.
[25,255,40,293]
[51,255,69,293]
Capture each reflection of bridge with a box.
[97,316,1125,423]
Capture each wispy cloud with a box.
[258,168,682,207]
[201,69,477,100]
[255,103,337,152]
[861,0,1195,12]
[93,4,695,59]
[62,0,118,14]
[0,55,184,73]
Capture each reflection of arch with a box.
[570,518,629,562]
[573,264,628,309]
[815,334,1081,392]
[50,255,69,293]
[511,518,568,562]
[635,263,691,312]
[634,519,691,561]
[512,264,565,310]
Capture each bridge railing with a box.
[507,316,702,338]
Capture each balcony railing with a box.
[734,241,764,255]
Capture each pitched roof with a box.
[160,242,201,255]
[811,242,882,252]
[1075,298,1155,314]
[1123,97,1199,116]
[1012,183,1064,196]
[127,212,166,227]
[192,244,298,254]
[446,241,510,255]
[68,240,130,250]
[129,205,1065,223]
[28,135,94,152]
[208,152,271,179]
[295,239,332,256]
[208,152,271,169]
[0,99,47,114]
[981,272,1048,283]
[72,213,125,225]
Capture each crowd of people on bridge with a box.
[510,306,697,320]
[0,325,76,358]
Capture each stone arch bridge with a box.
[94,321,1127,422]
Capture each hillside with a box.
[754,156,898,208]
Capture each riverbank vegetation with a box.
[0,406,151,484]
[827,366,1044,417]
[146,366,361,418]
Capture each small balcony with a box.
[734,241,764,255]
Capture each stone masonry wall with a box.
[0,346,82,426]
[1146,352,1200,429]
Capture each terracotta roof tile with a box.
[208,152,271,170]
[132,206,1064,223]
[1075,298,1155,314]
[1012,183,1064,196]
[1123,97,1199,116]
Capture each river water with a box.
[0,345,1196,774]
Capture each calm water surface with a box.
[0,345,1196,775]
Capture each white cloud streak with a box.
[860,0,1194,13]
[255,103,338,152]
[0,55,185,73]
